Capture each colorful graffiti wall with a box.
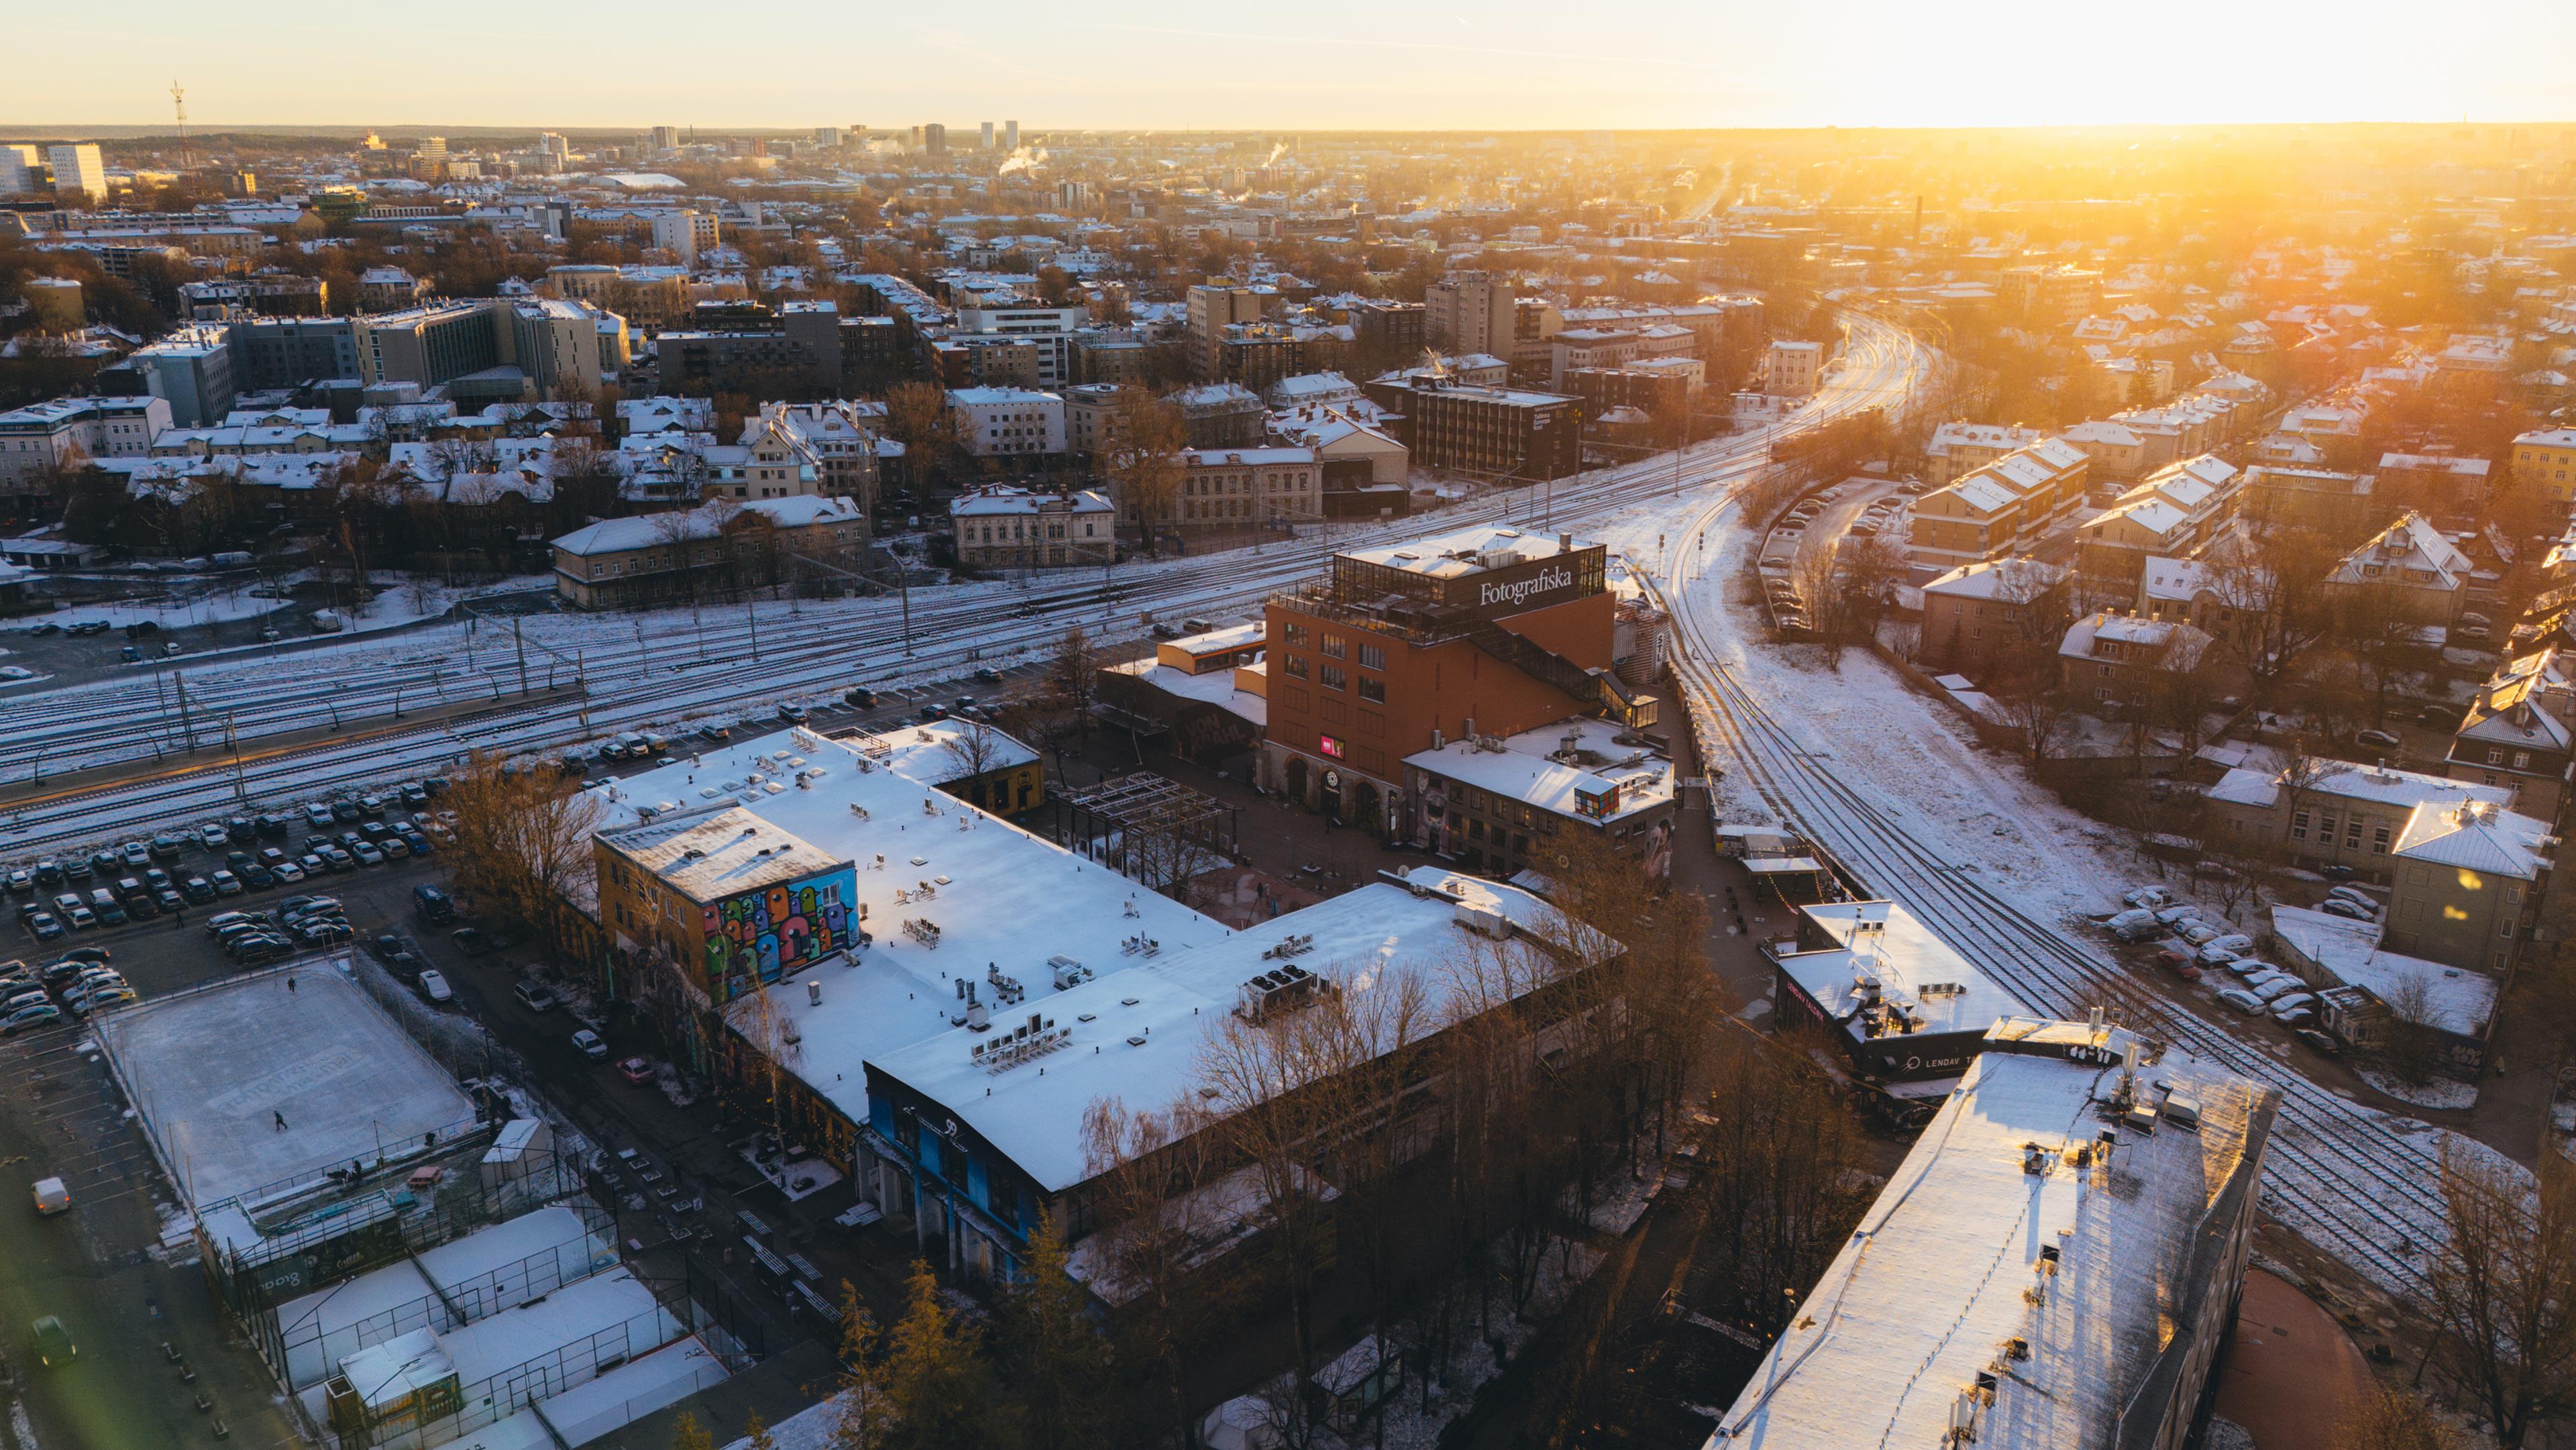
[704,864,857,998]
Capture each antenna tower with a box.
[171,81,190,172]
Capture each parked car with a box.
[2,1001,62,1034]
[2355,729,2401,749]
[843,686,880,709]
[415,969,453,1004]
[616,1055,655,1084]
[31,1315,74,1367]
[413,885,457,923]
[2122,885,2174,909]
[209,870,242,896]
[514,980,558,1013]
[449,927,490,955]
[2213,987,2267,1015]
[2319,898,2377,923]
[2294,1028,2342,1055]
[570,1029,608,1059]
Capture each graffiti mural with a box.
[704,865,857,999]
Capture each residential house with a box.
[1904,437,2090,574]
[2448,649,2576,825]
[2324,512,2471,626]
[2056,611,2211,704]
[548,495,865,608]
[949,484,1114,570]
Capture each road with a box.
[0,323,1917,867]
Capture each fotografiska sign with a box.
[1478,564,1573,610]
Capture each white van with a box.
[31,1177,68,1215]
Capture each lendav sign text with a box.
[1477,564,1573,610]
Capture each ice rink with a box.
[97,962,478,1210]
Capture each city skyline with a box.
[11,0,2576,132]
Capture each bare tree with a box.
[881,381,966,490]
[2379,972,2446,1086]
[2208,525,2343,701]
[1046,625,1102,739]
[2332,1389,2457,1450]
[440,750,604,960]
[1099,388,1189,554]
[2426,1141,2576,1448]
[1078,1098,1230,1450]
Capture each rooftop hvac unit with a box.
[1454,901,1511,939]
[966,1001,989,1031]
[1049,955,1091,990]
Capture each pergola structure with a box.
[1051,772,1242,897]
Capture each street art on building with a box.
[705,866,857,999]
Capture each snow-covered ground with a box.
[2359,1068,2478,1112]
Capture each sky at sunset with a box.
[10,0,2574,131]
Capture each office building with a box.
[1406,715,1676,879]
[922,123,947,156]
[980,121,996,150]
[812,126,843,149]
[649,125,680,152]
[1260,522,1647,835]
[1360,374,1584,481]
[353,301,506,391]
[1186,283,1263,378]
[0,144,40,195]
[47,144,105,203]
[1706,1016,2277,1450]
[655,300,843,397]
[1004,119,1019,151]
[128,326,236,427]
[227,317,362,391]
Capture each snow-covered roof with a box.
[1917,558,2057,603]
[1107,659,1267,727]
[865,867,1603,1193]
[1406,716,1674,827]
[2268,905,2498,1033]
[2392,798,2548,880]
[949,485,1112,518]
[600,805,835,903]
[2206,759,2514,814]
[550,495,859,556]
[1342,522,1592,579]
[2057,611,2208,669]
[1772,899,2036,1041]
[841,720,1039,784]
[1710,1025,2275,1450]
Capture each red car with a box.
[2152,948,2201,980]
[616,1055,655,1085]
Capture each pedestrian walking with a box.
[287,976,297,994]
[174,908,185,929]
[272,1110,288,1133]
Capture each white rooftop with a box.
[865,867,1603,1192]
[1709,1029,2275,1449]
[1772,899,2036,1040]
[1405,716,1673,826]
[1342,523,1593,579]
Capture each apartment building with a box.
[2074,454,2243,600]
[128,326,236,428]
[2449,649,2576,825]
[1426,270,1515,356]
[2242,465,2383,541]
[2205,756,2535,945]
[1763,339,1822,396]
[1917,558,2068,672]
[1904,437,2090,574]
[2324,512,2471,625]
[0,395,170,489]
[2513,428,2576,505]
[47,144,105,202]
[655,300,842,397]
[1921,421,2041,486]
